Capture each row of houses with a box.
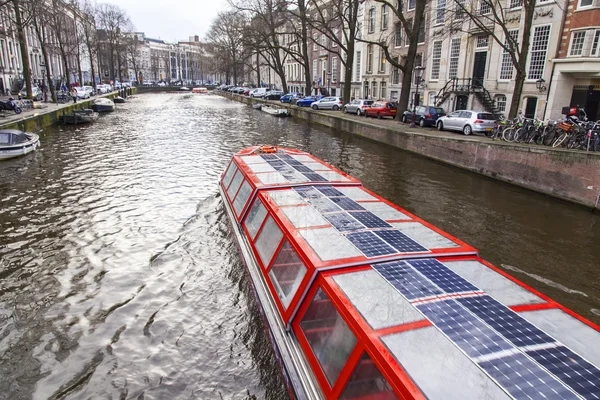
[247,0,600,121]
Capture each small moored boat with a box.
[60,109,99,125]
[252,103,263,110]
[261,105,289,117]
[112,96,125,104]
[221,145,600,399]
[192,87,208,94]
[93,98,115,112]
[0,129,40,160]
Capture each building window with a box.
[364,81,369,98]
[313,34,318,51]
[371,81,378,99]
[592,30,600,56]
[332,57,338,81]
[448,38,461,78]
[495,94,507,113]
[332,28,338,47]
[379,47,386,72]
[455,0,465,19]
[527,25,550,80]
[418,20,426,43]
[408,0,415,10]
[476,35,489,48]
[392,57,400,84]
[436,0,446,25]
[509,0,523,8]
[500,30,518,80]
[367,44,373,73]
[578,0,593,7]
[381,81,387,99]
[391,90,399,100]
[313,59,317,79]
[431,41,442,80]
[479,0,491,14]
[428,92,436,106]
[355,51,361,81]
[395,23,402,47]
[368,8,375,33]
[569,31,586,56]
[321,34,326,47]
[381,5,389,30]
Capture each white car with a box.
[436,110,496,135]
[158,82,167,87]
[96,84,110,94]
[311,97,344,111]
[75,87,90,99]
[83,86,95,97]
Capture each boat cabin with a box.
[221,146,600,399]
[0,129,31,146]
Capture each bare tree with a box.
[308,0,360,103]
[77,0,99,89]
[357,0,427,120]
[207,11,246,84]
[452,0,536,118]
[9,0,33,97]
[286,0,312,95]
[95,3,132,83]
[29,0,57,100]
[124,33,141,83]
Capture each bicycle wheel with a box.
[502,128,516,142]
[552,132,568,148]
[514,127,527,142]
[542,127,556,146]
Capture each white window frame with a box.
[578,0,593,8]
[527,24,551,81]
[591,30,600,56]
[430,40,442,81]
[436,0,446,25]
[381,5,389,30]
[448,37,461,79]
[509,0,523,8]
[368,8,375,33]
[395,23,402,48]
[332,57,338,82]
[568,30,587,57]
[499,29,518,81]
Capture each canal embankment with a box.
[0,88,137,132]
[220,91,600,210]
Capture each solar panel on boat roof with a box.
[347,211,391,228]
[409,259,478,294]
[346,231,396,258]
[322,212,364,232]
[315,186,345,197]
[374,261,443,300]
[330,197,366,211]
[302,173,328,182]
[375,230,428,253]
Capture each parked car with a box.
[83,86,95,97]
[280,92,302,103]
[96,84,110,94]
[158,82,167,87]
[436,110,496,135]
[343,99,374,115]
[20,86,43,101]
[296,96,320,107]
[251,88,269,97]
[364,101,397,119]
[243,88,253,96]
[401,105,447,127]
[311,97,344,111]
[74,87,90,99]
[122,82,132,88]
[264,90,284,100]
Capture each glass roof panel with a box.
[519,308,600,367]
[360,202,411,221]
[281,206,330,229]
[222,162,237,188]
[233,180,252,217]
[382,326,511,400]
[332,270,424,330]
[340,352,399,399]
[247,163,277,173]
[336,186,378,201]
[303,162,331,171]
[256,172,294,185]
[291,154,315,162]
[391,222,460,249]
[299,227,362,261]
[268,190,307,207]
[254,216,283,268]
[244,199,267,240]
[318,171,350,182]
[268,240,307,309]
[227,170,244,199]
[444,260,544,306]
[239,155,265,164]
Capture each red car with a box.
[364,101,398,119]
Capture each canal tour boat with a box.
[0,129,40,160]
[220,146,600,400]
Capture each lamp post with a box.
[411,66,425,128]
[536,78,546,92]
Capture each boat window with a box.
[244,199,268,240]
[222,162,238,190]
[254,215,283,268]
[233,180,252,217]
[226,169,244,200]
[300,288,357,387]
[268,240,307,309]
[340,352,398,399]
[0,133,9,144]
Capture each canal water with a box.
[0,93,598,399]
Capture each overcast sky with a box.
[103,0,229,43]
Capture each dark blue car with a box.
[401,105,446,127]
[296,96,322,107]
[280,92,302,103]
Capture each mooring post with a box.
[595,190,600,210]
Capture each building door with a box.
[524,97,537,119]
[455,95,468,110]
[472,51,487,88]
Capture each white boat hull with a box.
[0,134,40,160]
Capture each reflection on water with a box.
[0,93,598,399]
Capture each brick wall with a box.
[558,0,600,58]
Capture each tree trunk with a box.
[343,39,355,106]
[12,0,32,98]
[507,2,535,119]
[256,52,260,86]
[299,2,311,96]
